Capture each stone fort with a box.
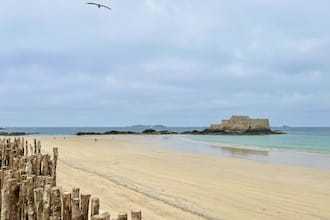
[209,116,270,132]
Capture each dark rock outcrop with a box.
[142,129,156,134]
[76,130,139,136]
[76,128,285,136]
[197,128,284,135]
[0,132,39,136]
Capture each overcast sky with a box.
[1,0,329,127]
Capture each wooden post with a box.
[1,140,5,167]
[34,188,43,220]
[50,187,61,219]
[36,155,42,176]
[92,213,110,220]
[8,178,19,219]
[48,160,54,183]
[72,198,81,220]
[118,212,128,220]
[36,176,45,188]
[42,154,50,176]
[80,193,91,220]
[29,144,33,156]
[21,137,25,156]
[131,210,142,220]
[8,150,14,168]
[72,187,80,199]
[27,176,36,219]
[5,149,10,167]
[19,157,27,170]
[90,197,100,217]
[0,169,3,187]
[1,179,8,220]
[52,148,58,185]
[45,176,55,187]
[25,140,28,157]
[20,180,28,220]
[0,169,2,211]
[37,141,41,154]
[13,158,19,171]
[63,192,72,220]
[26,159,33,176]
[43,185,51,220]
[92,215,107,220]
[53,148,58,166]
[34,139,37,154]
[31,156,37,175]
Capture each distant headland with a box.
[76,115,284,136]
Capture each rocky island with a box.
[76,116,284,136]
[202,115,284,135]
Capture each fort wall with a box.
[209,116,270,132]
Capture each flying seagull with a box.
[86,2,112,11]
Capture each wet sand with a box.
[30,135,330,220]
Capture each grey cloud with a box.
[1,0,330,126]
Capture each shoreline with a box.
[6,133,330,169]
[87,134,330,169]
[26,135,330,220]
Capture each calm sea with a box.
[2,126,330,168]
[185,127,330,154]
[2,126,330,154]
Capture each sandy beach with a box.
[28,135,330,220]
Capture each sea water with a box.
[2,127,329,154]
[2,127,330,168]
[180,127,330,169]
[185,127,330,154]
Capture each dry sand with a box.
[29,135,330,220]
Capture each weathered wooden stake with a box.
[43,185,51,220]
[90,197,100,217]
[27,176,36,220]
[52,148,58,185]
[91,215,106,220]
[50,187,61,219]
[25,140,28,157]
[63,192,72,220]
[29,144,33,156]
[37,140,41,154]
[80,193,91,220]
[36,176,45,188]
[34,187,43,220]
[42,154,50,176]
[45,176,55,187]
[72,198,81,220]
[31,157,37,175]
[72,187,80,199]
[19,179,27,219]
[36,155,42,176]
[131,210,142,220]
[1,186,8,220]
[118,212,128,220]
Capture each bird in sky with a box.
[86,2,112,11]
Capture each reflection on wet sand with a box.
[220,146,269,160]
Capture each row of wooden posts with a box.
[0,138,142,220]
